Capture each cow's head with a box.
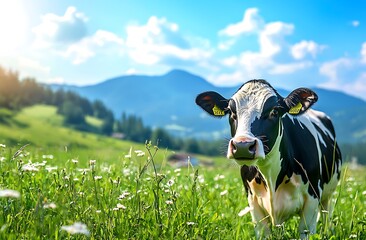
[196,80,317,165]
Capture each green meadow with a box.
[0,105,365,239]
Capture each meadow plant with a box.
[0,143,364,239]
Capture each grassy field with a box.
[0,106,365,239]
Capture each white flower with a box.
[45,166,58,172]
[118,191,130,200]
[362,190,366,195]
[89,160,96,166]
[22,164,39,172]
[71,159,78,164]
[134,150,145,157]
[174,168,181,173]
[167,179,175,187]
[165,200,173,205]
[186,222,195,226]
[96,210,101,214]
[61,222,90,236]
[0,157,5,162]
[0,189,20,198]
[0,144,6,148]
[116,203,126,210]
[214,174,225,181]
[238,206,253,217]
[94,176,102,180]
[42,154,54,159]
[220,190,228,196]
[43,202,57,209]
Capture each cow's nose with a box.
[230,139,257,159]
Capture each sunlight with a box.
[0,0,27,56]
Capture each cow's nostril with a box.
[249,140,256,154]
[230,139,256,159]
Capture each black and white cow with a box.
[196,80,342,239]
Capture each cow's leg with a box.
[248,196,271,239]
[299,196,319,239]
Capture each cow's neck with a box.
[256,120,284,194]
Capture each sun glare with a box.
[0,0,27,56]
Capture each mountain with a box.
[50,69,366,143]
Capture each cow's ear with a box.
[283,88,318,115]
[195,91,229,117]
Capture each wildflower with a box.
[0,157,5,162]
[89,160,96,166]
[174,168,181,173]
[94,176,102,180]
[167,179,175,187]
[116,203,126,210]
[220,190,228,196]
[61,222,90,236]
[42,154,54,159]
[186,222,195,226]
[0,189,20,198]
[45,166,58,172]
[362,190,366,195]
[214,174,225,181]
[349,234,358,239]
[0,144,6,148]
[43,202,57,209]
[22,164,39,172]
[238,206,253,217]
[71,159,78,164]
[122,168,131,176]
[134,150,145,157]
[96,210,101,214]
[118,191,130,200]
[166,200,173,205]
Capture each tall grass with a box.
[0,143,365,239]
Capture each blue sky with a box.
[1,0,366,99]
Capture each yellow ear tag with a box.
[289,102,303,114]
[212,105,225,116]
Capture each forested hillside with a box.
[0,66,222,156]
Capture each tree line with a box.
[0,66,223,156]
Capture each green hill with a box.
[0,105,168,166]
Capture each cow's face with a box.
[196,80,317,165]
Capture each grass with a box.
[0,105,365,239]
[0,143,365,239]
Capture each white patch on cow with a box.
[230,81,278,162]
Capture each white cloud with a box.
[259,21,294,57]
[352,20,360,27]
[219,8,263,37]
[125,16,212,66]
[269,61,313,75]
[318,45,366,100]
[18,57,50,74]
[33,6,88,48]
[62,30,124,64]
[213,11,309,86]
[291,40,326,60]
[361,42,366,64]
[319,58,352,86]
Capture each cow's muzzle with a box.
[229,138,257,160]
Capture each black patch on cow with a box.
[251,96,282,154]
[275,115,342,198]
[241,165,267,195]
